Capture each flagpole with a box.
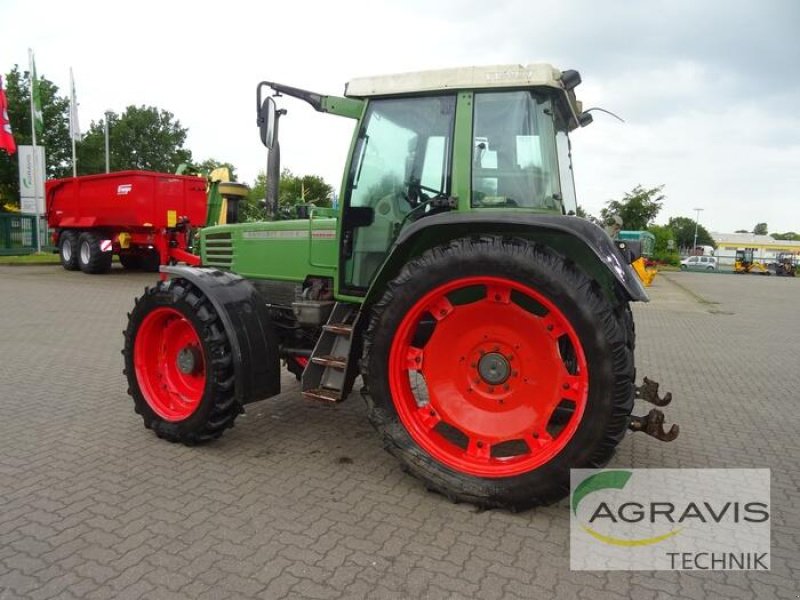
[69,68,77,177]
[28,48,41,253]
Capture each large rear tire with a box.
[77,231,112,274]
[59,231,79,271]
[362,236,635,510]
[123,278,240,444]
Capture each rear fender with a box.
[161,266,281,404]
[365,213,649,305]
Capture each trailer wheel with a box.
[140,249,161,273]
[362,236,634,510]
[119,253,142,270]
[123,278,240,444]
[59,231,80,271]
[77,231,112,274]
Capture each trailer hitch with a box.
[635,376,672,407]
[629,408,679,442]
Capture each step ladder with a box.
[302,303,359,402]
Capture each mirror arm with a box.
[260,81,324,112]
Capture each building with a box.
[711,232,800,266]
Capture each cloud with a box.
[2,0,798,231]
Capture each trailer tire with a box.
[59,231,80,271]
[140,250,161,273]
[361,236,635,511]
[123,278,240,444]
[77,231,112,274]
[119,253,142,270]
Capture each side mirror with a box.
[257,96,276,149]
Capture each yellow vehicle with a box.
[734,248,769,274]
[619,230,658,286]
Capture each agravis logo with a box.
[570,469,771,570]
[572,470,682,546]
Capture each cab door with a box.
[338,95,456,295]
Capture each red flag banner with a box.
[0,75,16,155]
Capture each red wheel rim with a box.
[388,276,589,478]
[134,307,206,421]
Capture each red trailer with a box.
[46,171,207,273]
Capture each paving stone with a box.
[0,266,796,599]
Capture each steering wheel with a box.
[403,178,444,206]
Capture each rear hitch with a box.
[635,376,672,407]
[629,408,679,442]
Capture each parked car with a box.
[680,255,717,271]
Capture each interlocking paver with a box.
[0,265,798,599]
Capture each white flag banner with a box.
[69,67,80,141]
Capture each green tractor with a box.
[123,64,677,510]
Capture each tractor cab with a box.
[253,64,592,295]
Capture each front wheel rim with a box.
[388,276,589,478]
[133,307,206,421]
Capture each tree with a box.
[772,232,800,241]
[600,184,665,230]
[647,224,680,265]
[193,158,238,181]
[77,106,192,175]
[0,65,71,206]
[244,168,334,222]
[667,216,715,250]
[753,222,768,235]
[279,170,332,207]
[735,229,749,233]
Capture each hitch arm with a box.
[629,408,679,442]
[635,376,672,407]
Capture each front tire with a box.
[123,278,240,443]
[362,237,635,510]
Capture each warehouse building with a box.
[711,232,800,266]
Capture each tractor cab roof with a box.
[344,63,588,129]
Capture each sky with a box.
[2,0,799,233]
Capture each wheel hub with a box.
[177,346,201,375]
[477,352,510,385]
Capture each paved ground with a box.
[0,265,797,599]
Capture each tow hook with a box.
[635,376,672,406]
[629,408,679,442]
[629,377,679,441]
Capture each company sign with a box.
[18,145,46,214]
[570,469,770,570]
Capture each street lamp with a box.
[104,110,112,173]
[692,207,704,253]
